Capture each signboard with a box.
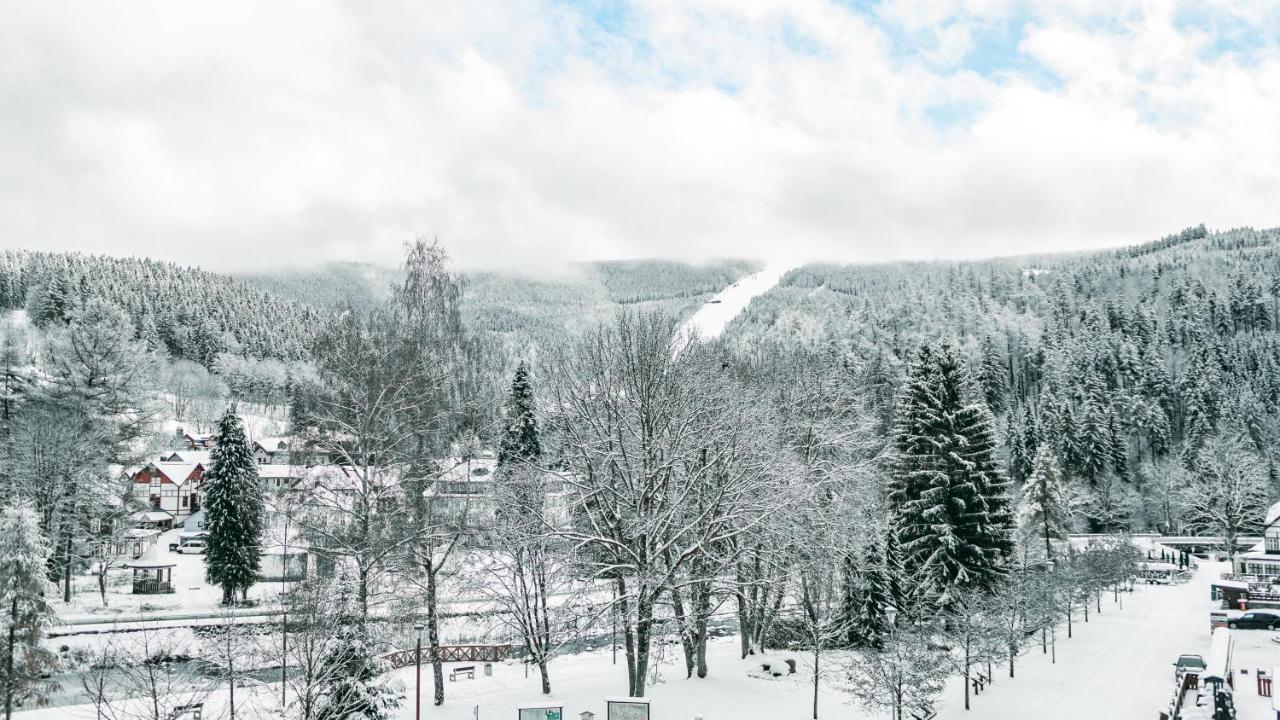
[518,707,562,720]
[607,700,650,720]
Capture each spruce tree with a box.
[315,617,401,720]
[848,539,891,649]
[1017,446,1071,560]
[497,361,541,467]
[0,500,58,719]
[203,409,264,605]
[889,342,1015,608]
[978,337,1008,415]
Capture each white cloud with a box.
[1,0,1279,272]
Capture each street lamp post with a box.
[884,603,899,720]
[415,623,425,720]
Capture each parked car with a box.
[1226,611,1280,630]
[1173,654,1207,680]
[178,539,207,555]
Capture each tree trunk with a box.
[63,532,73,603]
[693,579,710,678]
[620,578,637,695]
[669,584,695,679]
[98,568,108,607]
[632,590,653,697]
[812,643,820,720]
[5,597,17,720]
[426,564,444,706]
[538,659,551,695]
[1008,644,1015,678]
[963,636,971,710]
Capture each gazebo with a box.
[123,543,177,594]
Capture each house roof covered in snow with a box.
[152,461,204,488]
[160,450,213,465]
[125,543,176,569]
[302,463,403,492]
[1265,500,1280,528]
[258,464,302,479]
[254,437,289,452]
[438,456,497,483]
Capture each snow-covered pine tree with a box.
[203,409,265,605]
[848,538,891,649]
[1017,446,1071,560]
[497,361,541,467]
[0,500,58,719]
[978,337,1008,415]
[1075,375,1111,483]
[314,617,401,720]
[889,342,1015,608]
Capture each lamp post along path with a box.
[415,623,425,720]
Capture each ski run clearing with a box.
[24,560,1279,720]
[676,263,794,343]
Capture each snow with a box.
[1265,500,1280,528]
[931,561,1275,720]
[58,528,291,623]
[27,560,1278,720]
[676,264,794,343]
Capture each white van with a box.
[179,539,207,555]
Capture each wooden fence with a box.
[383,644,512,668]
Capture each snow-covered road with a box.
[675,263,793,345]
[935,563,1223,720]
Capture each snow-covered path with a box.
[936,564,1218,720]
[676,263,793,344]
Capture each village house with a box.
[259,463,303,491]
[252,437,290,465]
[175,426,215,450]
[426,453,574,534]
[1235,500,1280,579]
[130,460,206,518]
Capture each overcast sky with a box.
[3,1,1280,272]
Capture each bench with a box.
[168,703,203,720]
[449,666,475,682]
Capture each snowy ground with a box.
[61,529,291,623]
[932,561,1275,720]
[28,560,1278,720]
[676,263,794,343]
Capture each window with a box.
[181,495,189,508]
[1266,536,1279,553]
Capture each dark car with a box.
[1226,611,1280,630]
[1173,654,1206,680]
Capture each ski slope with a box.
[675,263,794,345]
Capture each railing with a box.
[133,579,175,595]
[383,644,512,668]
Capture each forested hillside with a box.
[724,224,1280,531]
[0,250,318,364]
[243,257,761,351]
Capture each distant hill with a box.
[0,249,318,364]
[241,258,764,352]
[236,261,399,313]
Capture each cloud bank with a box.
[2,0,1279,271]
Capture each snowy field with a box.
[27,561,1278,720]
